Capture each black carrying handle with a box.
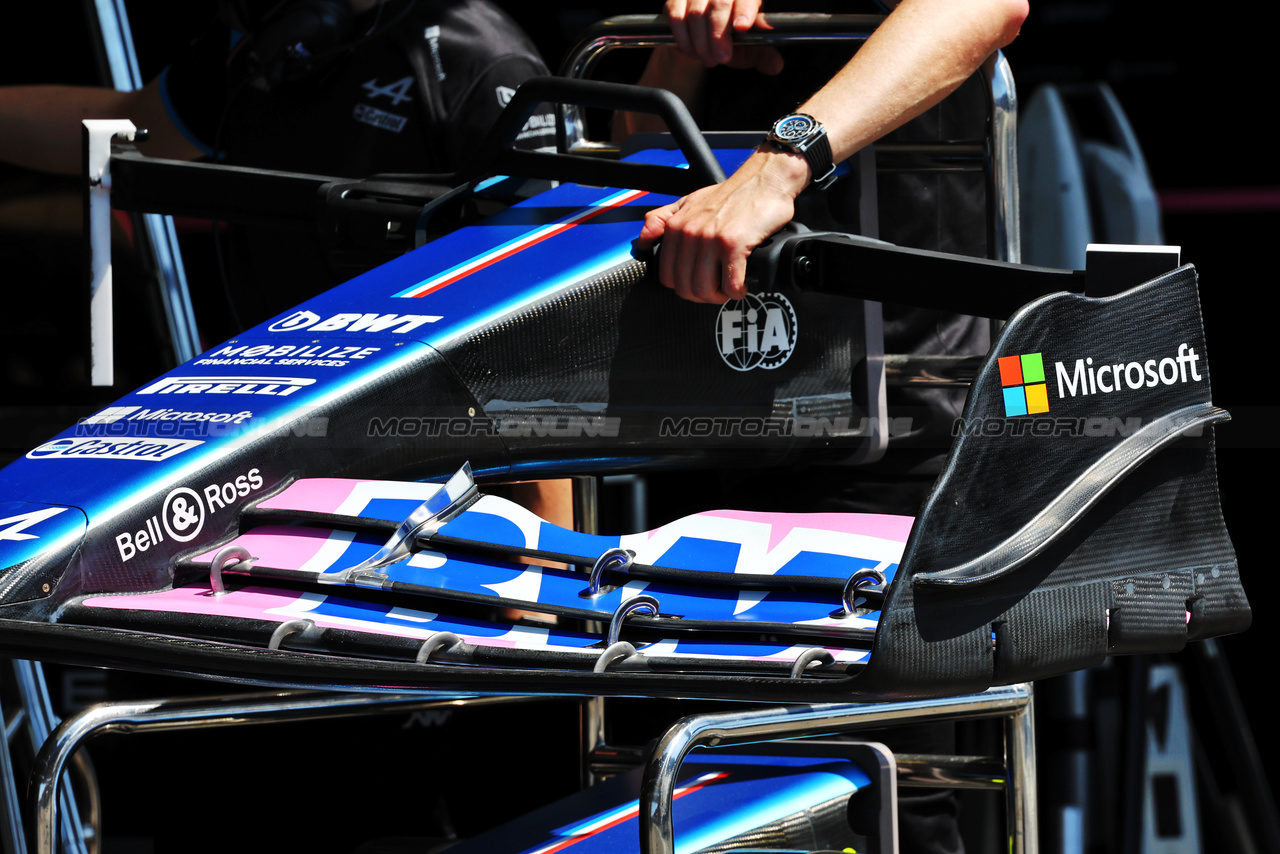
[458,77,725,197]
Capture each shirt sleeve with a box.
[446,54,558,166]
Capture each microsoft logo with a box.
[999,353,1049,417]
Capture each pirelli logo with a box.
[137,376,316,397]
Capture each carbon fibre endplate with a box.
[858,264,1248,697]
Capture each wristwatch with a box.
[764,113,837,189]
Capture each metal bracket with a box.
[321,462,479,585]
[415,631,463,663]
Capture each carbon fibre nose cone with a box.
[0,501,88,604]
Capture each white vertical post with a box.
[83,119,137,387]
[86,0,202,366]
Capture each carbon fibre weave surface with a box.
[858,265,1247,696]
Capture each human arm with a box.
[0,0,399,177]
[0,77,203,176]
[612,0,783,142]
[635,0,1029,304]
[612,47,708,141]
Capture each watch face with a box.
[774,114,816,142]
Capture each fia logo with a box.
[716,293,798,371]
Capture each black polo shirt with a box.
[159,0,556,330]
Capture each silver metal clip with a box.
[593,641,638,673]
[584,548,634,596]
[208,545,255,597]
[416,631,462,663]
[789,647,836,679]
[606,594,659,647]
[831,567,888,618]
[267,619,325,650]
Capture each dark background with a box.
[1,1,1274,851]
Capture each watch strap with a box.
[803,132,837,188]
[766,113,837,189]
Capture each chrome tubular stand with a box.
[9,661,90,854]
[640,684,1036,854]
[29,692,536,854]
[1,688,24,854]
[573,474,607,790]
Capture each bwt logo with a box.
[999,353,1049,417]
[716,293,797,371]
[267,311,440,334]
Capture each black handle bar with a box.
[457,76,725,197]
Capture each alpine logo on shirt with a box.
[357,76,414,132]
[363,76,414,105]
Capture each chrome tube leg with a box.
[573,475,605,788]
[640,717,698,854]
[579,697,606,789]
[1,689,27,854]
[142,212,201,363]
[639,685,1033,854]
[571,475,599,536]
[1005,687,1038,854]
[29,693,521,854]
[983,50,1020,265]
[13,662,87,854]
